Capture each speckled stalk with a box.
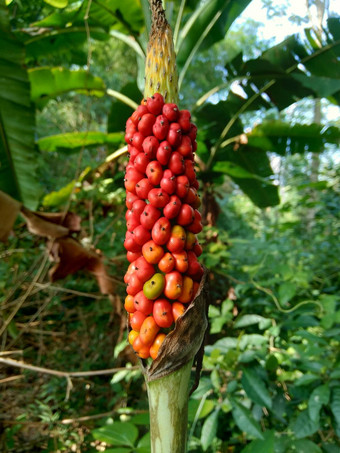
[144,0,179,104]
[146,360,192,453]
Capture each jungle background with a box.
[0,0,340,451]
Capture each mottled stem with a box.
[146,360,192,453]
[144,0,179,103]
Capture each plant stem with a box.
[146,359,193,453]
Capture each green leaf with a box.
[295,373,320,386]
[278,281,297,305]
[37,132,123,153]
[290,410,319,439]
[92,422,138,448]
[136,432,150,450]
[201,408,220,451]
[0,3,41,209]
[241,368,272,409]
[29,67,106,106]
[289,439,322,453]
[43,0,68,8]
[234,314,269,329]
[177,0,251,67]
[308,384,330,422]
[213,161,259,179]
[231,400,264,440]
[330,387,340,426]
[240,430,275,453]
[42,180,75,207]
[247,121,340,156]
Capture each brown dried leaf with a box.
[0,191,21,242]
[142,268,209,382]
[21,207,69,238]
[33,212,81,232]
[48,237,114,295]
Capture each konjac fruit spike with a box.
[123,3,204,361]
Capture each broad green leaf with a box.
[213,161,259,179]
[43,0,68,8]
[330,387,340,426]
[239,334,267,350]
[0,3,41,209]
[295,373,320,386]
[34,0,144,35]
[278,281,297,305]
[231,400,264,440]
[188,399,215,422]
[240,430,275,453]
[247,121,340,156]
[288,439,322,453]
[290,410,319,439]
[241,368,272,409]
[234,314,269,329]
[177,0,251,67]
[137,432,150,450]
[92,422,138,447]
[25,28,108,62]
[322,444,340,453]
[29,67,106,105]
[37,131,123,153]
[201,408,220,451]
[308,384,330,422]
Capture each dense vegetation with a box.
[0,0,339,452]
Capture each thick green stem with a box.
[146,360,193,453]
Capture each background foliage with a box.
[0,0,339,452]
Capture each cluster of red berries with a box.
[124,93,203,360]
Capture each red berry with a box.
[148,188,170,208]
[177,136,193,157]
[133,291,154,315]
[133,225,152,246]
[162,102,179,122]
[135,178,153,199]
[135,256,155,283]
[131,199,146,217]
[131,132,144,150]
[153,114,169,140]
[127,251,142,263]
[167,123,182,147]
[177,203,195,226]
[156,141,172,166]
[142,136,159,159]
[153,299,174,328]
[131,105,149,126]
[178,110,191,132]
[138,113,156,136]
[124,168,144,193]
[134,152,150,173]
[140,204,161,230]
[163,195,182,219]
[146,160,163,186]
[151,217,171,245]
[160,169,176,194]
[168,152,185,175]
[176,175,190,199]
[146,93,164,115]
